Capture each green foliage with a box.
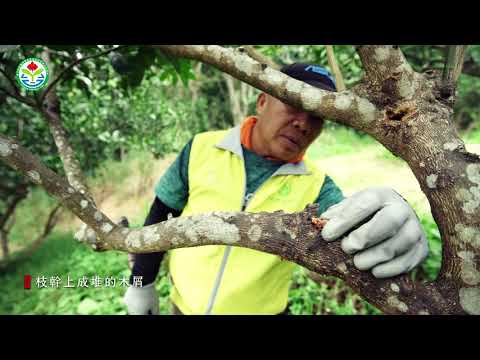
[0,231,143,315]
[416,216,442,282]
[401,46,446,72]
[58,67,210,165]
[7,186,58,248]
[0,98,60,227]
[455,74,480,131]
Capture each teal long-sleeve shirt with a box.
[154,138,345,215]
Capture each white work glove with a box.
[320,187,429,278]
[123,282,160,315]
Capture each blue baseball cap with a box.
[280,63,337,92]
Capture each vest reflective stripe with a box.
[168,129,326,314]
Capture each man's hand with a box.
[123,283,160,315]
[320,187,429,278]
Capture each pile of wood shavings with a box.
[311,217,328,230]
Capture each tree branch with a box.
[41,93,93,201]
[356,45,419,101]
[0,186,28,229]
[326,46,346,91]
[152,45,381,133]
[241,46,281,70]
[0,132,466,315]
[0,85,36,107]
[39,50,94,202]
[0,183,14,193]
[441,45,468,98]
[0,65,37,107]
[0,66,20,95]
[0,133,113,249]
[4,212,16,234]
[16,117,24,139]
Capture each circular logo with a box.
[16,58,49,91]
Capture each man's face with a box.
[254,93,324,162]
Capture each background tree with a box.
[0,45,213,264]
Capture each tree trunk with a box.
[188,62,203,106]
[222,73,257,125]
[1,231,8,260]
[222,73,244,125]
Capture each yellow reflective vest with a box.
[168,127,326,314]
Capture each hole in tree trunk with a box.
[385,103,417,122]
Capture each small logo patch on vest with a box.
[276,183,292,198]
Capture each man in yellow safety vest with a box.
[123,63,429,315]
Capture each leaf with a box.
[21,69,31,76]
[33,69,43,76]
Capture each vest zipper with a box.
[205,169,276,314]
[205,163,249,315]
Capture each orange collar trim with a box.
[240,116,304,164]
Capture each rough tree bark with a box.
[1,45,479,314]
[40,50,93,201]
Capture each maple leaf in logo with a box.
[27,61,38,72]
